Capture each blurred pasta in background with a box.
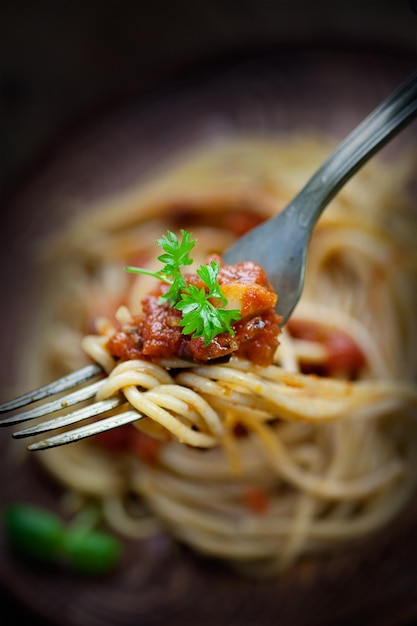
[18,135,417,575]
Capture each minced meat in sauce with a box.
[107,256,281,366]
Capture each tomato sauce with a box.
[107,257,281,366]
[243,486,270,514]
[287,319,366,378]
[91,424,162,465]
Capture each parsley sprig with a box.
[126,230,241,345]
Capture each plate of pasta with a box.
[1,48,417,626]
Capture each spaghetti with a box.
[21,136,417,573]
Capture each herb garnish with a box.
[126,229,241,345]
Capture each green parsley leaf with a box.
[126,229,196,306]
[125,229,242,344]
[157,229,195,269]
[196,260,226,303]
[176,284,241,346]
[157,230,195,305]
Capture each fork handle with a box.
[294,70,417,230]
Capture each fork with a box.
[1,70,417,450]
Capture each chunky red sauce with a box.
[287,319,366,378]
[243,486,270,514]
[107,256,281,366]
[91,424,162,465]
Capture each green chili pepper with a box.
[4,503,65,563]
[3,503,122,575]
[62,527,122,575]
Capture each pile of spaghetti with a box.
[22,136,417,573]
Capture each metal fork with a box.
[1,70,417,450]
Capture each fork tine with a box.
[27,410,143,451]
[0,364,103,413]
[0,379,104,427]
[13,396,125,438]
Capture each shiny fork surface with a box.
[0,364,142,450]
[0,363,103,413]
[1,72,417,450]
[224,71,417,324]
[0,365,143,450]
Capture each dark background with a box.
[1,1,416,191]
[0,1,416,623]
